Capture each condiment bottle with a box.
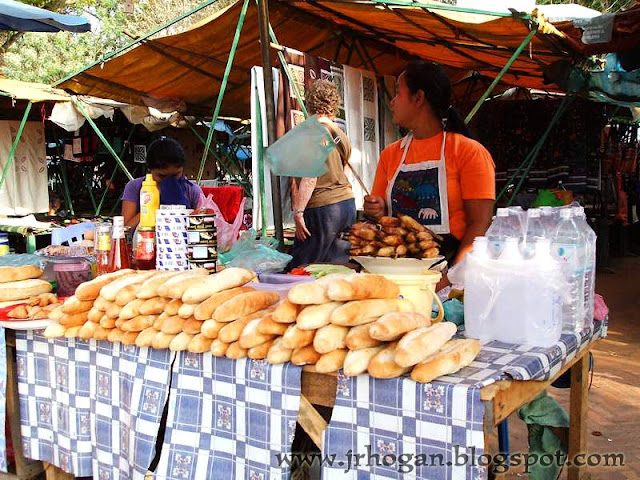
[107,216,131,272]
[139,174,160,228]
[95,223,112,276]
[135,228,156,270]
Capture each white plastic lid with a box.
[113,216,124,228]
[496,208,509,217]
[560,209,572,219]
[527,209,541,218]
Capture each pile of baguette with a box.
[269,274,480,383]
[348,214,442,259]
[0,265,52,302]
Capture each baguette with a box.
[213,291,279,322]
[182,318,203,335]
[281,324,316,350]
[75,269,134,300]
[139,297,168,316]
[287,275,347,305]
[87,307,104,323]
[78,321,98,340]
[64,325,82,339]
[137,271,181,299]
[410,339,481,383]
[217,310,270,344]
[225,341,247,359]
[106,303,122,319]
[345,324,383,350]
[115,284,142,307]
[107,328,125,343]
[100,316,117,329]
[159,315,185,335]
[121,315,155,332]
[248,340,274,360]
[49,305,64,321]
[369,312,432,342]
[0,279,52,302]
[152,331,175,350]
[291,345,321,366]
[327,275,400,302]
[313,324,349,354]
[120,331,139,346]
[182,267,256,304]
[118,298,145,321]
[331,299,415,326]
[44,322,66,338]
[187,333,213,353]
[166,276,211,300]
[93,296,110,312]
[272,299,300,324]
[201,319,225,339]
[266,337,293,364]
[368,342,411,379]
[296,302,343,331]
[135,327,158,348]
[169,332,194,351]
[0,265,42,283]
[343,346,385,377]
[256,314,289,336]
[156,271,209,298]
[100,273,151,302]
[115,317,126,329]
[193,286,255,320]
[238,318,276,349]
[210,339,230,356]
[62,296,93,315]
[395,322,457,368]
[59,311,89,327]
[178,303,197,319]
[165,299,183,316]
[315,349,348,373]
[92,325,111,341]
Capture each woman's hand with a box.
[363,195,386,219]
[294,212,311,242]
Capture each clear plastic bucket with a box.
[266,115,337,177]
[382,272,443,322]
[54,261,92,297]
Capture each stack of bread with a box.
[273,274,480,383]
[348,214,442,259]
[0,266,52,302]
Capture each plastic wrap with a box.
[218,229,292,274]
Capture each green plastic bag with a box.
[532,190,564,208]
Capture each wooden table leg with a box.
[568,354,589,480]
[42,463,74,480]
[5,334,44,480]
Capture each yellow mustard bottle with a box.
[139,174,160,228]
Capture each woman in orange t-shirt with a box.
[364,61,495,290]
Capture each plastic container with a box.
[572,206,596,330]
[522,209,546,258]
[0,233,9,256]
[254,273,315,300]
[266,115,337,177]
[486,208,521,258]
[381,272,443,322]
[54,261,92,297]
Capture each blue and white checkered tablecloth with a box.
[91,341,174,480]
[154,354,302,480]
[16,330,93,476]
[16,331,174,479]
[0,328,7,473]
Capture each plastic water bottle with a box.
[523,209,546,258]
[486,208,521,258]
[539,207,558,233]
[463,237,493,341]
[492,237,526,341]
[552,209,586,333]
[572,206,596,330]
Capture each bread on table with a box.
[345,324,383,350]
[296,302,343,330]
[395,322,457,368]
[0,279,52,302]
[194,286,255,320]
[313,324,349,354]
[0,265,43,283]
[343,346,385,377]
[368,342,411,379]
[327,275,400,302]
[181,267,255,304]
[315,349,348,373]
[330,299,415,327]
[369,312,432,342]
[411,339,481,383]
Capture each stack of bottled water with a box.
[478,204,597,335]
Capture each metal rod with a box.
[258,0,284,247]
[0,102,32,191]
[464,27,538,124]
[60,159,75,216]
[254,84,268,236]
[72,98,134,180]
[54,0,221,86]
[196,0,250,183]
[83,166,98,213]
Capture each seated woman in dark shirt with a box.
[122,136,203,227]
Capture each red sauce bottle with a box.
[135,228,156,270]
[107,216,131,272]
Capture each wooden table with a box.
[298,343,595,480]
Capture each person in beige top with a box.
[289,79,356,268]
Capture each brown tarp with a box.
[58,0,640,119]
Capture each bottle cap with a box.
[496,208,509,217]
[113,216,124,228]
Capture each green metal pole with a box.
[72,98,134,181]
[268,24,308,118]
[0,102,32,191]
[464,27,538,125]
[254,85,268,236]
[197,0,250,183]
[53,0,222,87]
[60,159,75,216]
[339,0,528,19]
[96,125,137,216]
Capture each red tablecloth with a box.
[201,186,244,223]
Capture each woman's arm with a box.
[122,201,139,228]
[291,177,317,241]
